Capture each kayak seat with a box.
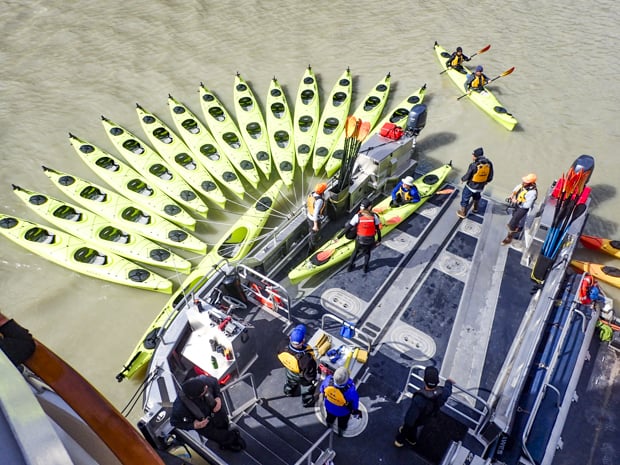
[74,246,108,265]
[24,227,55,244]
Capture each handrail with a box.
[402,364,492,435]
[292,428,335,465]
[237,263,292,321]
[220,372,260,421]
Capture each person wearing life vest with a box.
[502,173,538,245]
[457,147,494,219]
[390,175,421,207]
[394,366,453,448]
[307,182,328,253]
[445,46,470,72]
[464,65,489,92]
[320,367,361,437]
[343,198,382,273]
[277,324,318,407]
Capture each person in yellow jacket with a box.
[464,65,489,92]
[502,173,538,245]
[277,324,318,407]
[445,46,470,72]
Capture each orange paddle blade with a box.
[357,121,371,142]
[345,115,358,139]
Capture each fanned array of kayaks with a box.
[293,66,320,170]
[265,77,296,186]
[324,73,391,176]
[167,95,246,200]
[434,42,517,131]
[313,68,353,174]
[233,73,273,179]
[288,163,453,283]
[42,166,207,254]
[12,185,191,273]
[0,213,172,293]
[3,66,455,294]
[117,180,284,379]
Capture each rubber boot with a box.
[472,200,480,214]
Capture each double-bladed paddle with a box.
[440,44,491,75]
[457,66,516,100]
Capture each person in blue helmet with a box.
[277,324,318,407]
[464,65,489,92]
[321,366,361,437]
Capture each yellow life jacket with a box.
[471,161,491,183]
[324,379,347,406]
[450,54,463,67]
[277,346,314,374]
[516,184,537,205]
[306,193,326,217]
[471,74,488,89]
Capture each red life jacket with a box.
[357,213,377,237]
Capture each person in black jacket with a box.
[170,375,244,451]
[344,198,382,274]
[277,324,318,407]
[457,147,494,218]
[445,46,470,72]
[394,366,453,447]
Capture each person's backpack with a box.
[471,160,491,183]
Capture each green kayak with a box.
[434,42,517,131]
[136,104,228,208]
[42,166,207,254]
[168,95,246,200]
[118,179,284,380]
[12,185,191,273]
[233,74,273,179]
[101,116,209,217]
[312,68,352,175]
[368,84,427,138]
[288,164,452,283]
[69,133,197,230]
[265,77,296,187]
[324,73,391,177]
[199,83,261,189]
[293,66,320,171]
[0,213,172,293]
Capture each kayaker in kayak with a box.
[390,176,421,207]
[445,46,470,72]
[306,182,328,253]
[502,173,538,245]
[464,66,489,92]
[344,198,382,273]
[457,147,494,219]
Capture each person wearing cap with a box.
[390,175,421,208]
[446,46,470,72]
[306,182,328,253]
[170,375,245,451]
[464,65,489,92]
[502,173,538,245]
[457,147,494,218]
[277,324,318,407]
[320,367,361,437]
[342,198,382,274]
[394,366,453,448]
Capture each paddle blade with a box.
[477,44,491,55]
[314,248,336,262]
[357,121,371,142]
[434,188,455,195]
[501,66,516,77]
[384,216,402,225]
[345,115,358,139]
